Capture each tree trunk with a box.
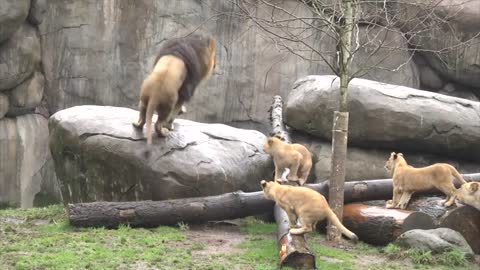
[68,175,480,229]
[268,95,315,269]
[328,111,349,241]
[340,203,435,246]
[328,0,355,242]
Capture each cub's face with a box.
[461,182,479,194]
[260,180,279,200]
[385,152,401,173]
[263,138,273,154]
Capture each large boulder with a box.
[285,76,480,160]
[0,0,30,43]
[294,134,480,182]
[49,105,274,204]
[7,71,45,116]
[0,114,60,208]
[0,23,41,91]
[396,228,474,257]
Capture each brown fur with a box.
[456,182,480,211]
[260,180,358,241]
[384,152,466,209]
[263,137,312,185]
[133,34,216,145]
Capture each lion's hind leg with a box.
[289,216,314,235]
[437,183,457,207]
[154,102,175,137]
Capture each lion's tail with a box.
[145,99,158,146]
[448,165,467,184]
[326,209,358,242]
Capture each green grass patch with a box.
[1,206,478,270]
[383,243,472,269]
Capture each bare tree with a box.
[210,0,479,241]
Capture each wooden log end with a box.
[440,205,480,254]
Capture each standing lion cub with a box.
[260,180,358,242]
[385,152,466,209]
[263,137,312,186]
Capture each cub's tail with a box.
[327,209,358,242]
[447,165,467,184]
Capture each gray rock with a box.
[0,0,30,43]
[0,93,8,118]
[350,26,419,89]
[397,0,480,89]
[293,133,480,182]
[414,55,445,91]
[7,71,45,116]
[49,105,274,204]
[438,83,479,102]
[0,23,41,91]
[27,0,47,25]
[0,114,60,208]
[285,75,480,160]
[396,228,474,256]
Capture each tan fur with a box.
[133,37,216,146]
[260,180,358,241]
[385,152,466,209]
[263,137,313,185]
[456,182,480,211]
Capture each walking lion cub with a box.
[260,180,358,242]
[385,152,466,209]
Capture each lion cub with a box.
[385,152,466,209]
[263,137,312,185]
[260,180,358,241]
[456,182,480,211]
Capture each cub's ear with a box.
[275,179,283,184]
[470,182,479,192]
[393,153,398,159]
[398,153,403,156]
[260,180,267,189]
[267,138,274,145]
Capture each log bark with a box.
[68,175,480,228]
[268,95,316,269]
[341,203,435,246]
[68,191,273,228]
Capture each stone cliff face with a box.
[0,0,479,207]
[0,0,59,208]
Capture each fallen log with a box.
[68,174,480,228]
[68,190,272,228]
[268,95,315,269]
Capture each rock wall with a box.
[0,0,60,208]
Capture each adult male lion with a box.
[133,34,216,146]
